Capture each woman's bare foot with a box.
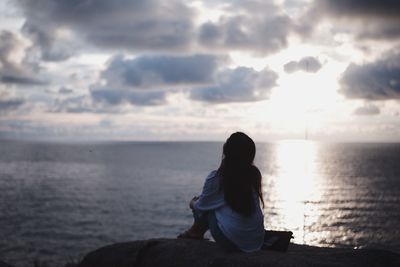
[177,229,205,240]
[178,221,208,240]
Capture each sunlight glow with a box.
[245,58,348,139]
[263,141,324,244]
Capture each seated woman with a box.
[178,132,265,252]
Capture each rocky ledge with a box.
[76,238,400,267]
[0,261,13,267]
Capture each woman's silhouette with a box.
[179,132,265,252]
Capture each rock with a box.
[0,260,14,267]
[78,238,400,267]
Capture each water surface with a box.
[1,140,399,266]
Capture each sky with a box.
[0,0,400,142]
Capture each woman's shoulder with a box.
[205,170,218,180]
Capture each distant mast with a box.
[305,60,309,141]
[303,59,310,244]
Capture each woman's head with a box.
[219,132,263,216]
[223,132,256,166]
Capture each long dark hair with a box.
[218,132,264,216]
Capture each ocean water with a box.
[0,140,399,266]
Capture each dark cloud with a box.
[284,56,322,73]
[310,0,400,40]
[17,0,195,54]
[100,54,224,89]
[0,90,25,113]
[340,50,400,100]
[16,0,300,55]
[316,0,400,18]
[0,30,44,85]
[1,75,46,85]
[90,54,277,106]
[0,98,25,112]
[354,104,380,116]
[22,23,75,62]
[198,1,294,54]
[58,87,73,94]
[190,67,277,103]
[89,54,224,107]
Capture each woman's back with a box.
[195,170,264,252]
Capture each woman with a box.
[178,132,265,252]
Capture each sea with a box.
[0,140,400,266]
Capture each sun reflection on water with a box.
[262,140,324,245]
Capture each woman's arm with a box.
[193,170,225,211]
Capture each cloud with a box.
[0,30,44,85]
[310,0,400,40]
[89,54,277,106]
[16,0,300,56]
[22,23,75,62]
[190,67,277,103]
[50,93,166,113]
[91,89,167,107]
[98,54,224,89]
[198,1,294,54]
[284,56,322,73]
[353,103,380,116]
[58,87,73,94]
[89,54,225,107]
[48,95,94,113]
[0,90,25,113]
[0,75,46,85]
[340,50,400,100]
[0,98,25,112]
[316,0,400,19]
[17,0,195,54]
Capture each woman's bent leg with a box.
[178,208,209,239]
[188,209,209,237]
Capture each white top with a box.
[194,170,265,252]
